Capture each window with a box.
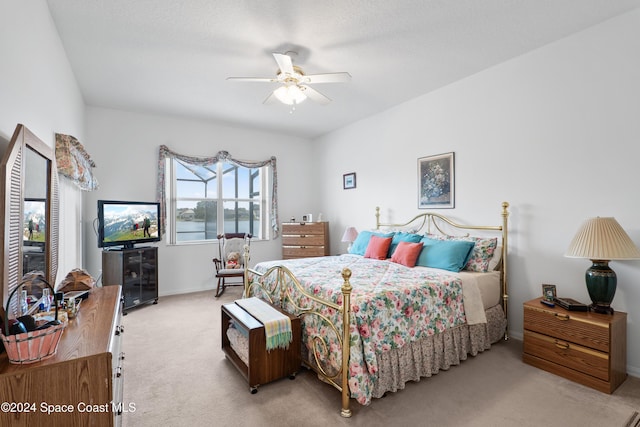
[157,146,279,245]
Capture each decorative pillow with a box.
[389,232,423,256]
[415,238,475,272]
[390,241,424,267]
[364,235,393,260]
[349,231,394,256]
[425,233,498,272]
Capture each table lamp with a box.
[565,217,640,314]
[341,227,358,252]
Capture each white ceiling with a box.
[46,0,640,139]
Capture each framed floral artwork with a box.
[418,152,454,209]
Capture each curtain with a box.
[156,145,279,238]
[55,133,99,191]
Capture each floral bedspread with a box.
[249,254,468,405]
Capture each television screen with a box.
[98,200,161,249]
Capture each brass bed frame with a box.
[244,202,509,418]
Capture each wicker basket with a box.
[1,278,66,364]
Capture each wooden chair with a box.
[213,232,251,297]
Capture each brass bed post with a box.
[501,201,510,340]
[340,268,353,418]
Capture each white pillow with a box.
[488,245,502,271]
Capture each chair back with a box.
[218,233,251,267]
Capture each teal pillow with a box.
[349,231,395,256]
[389,232,423,256]
[415,238,475,272]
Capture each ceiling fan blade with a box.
[227,77,277,83]
[300,85,331,105]
[302,72,352,84]
[273,53,294,75]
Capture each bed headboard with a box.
[375,201,510,338]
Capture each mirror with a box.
[0,124,59,307]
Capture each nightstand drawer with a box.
[523,305,609,352]
[523,330,609,381]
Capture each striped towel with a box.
[235,297,292,351]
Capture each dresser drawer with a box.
[282,222,326,235]
[523,330,609,381]
[283,246,326,258]
[523,305,610,352]
[282,234,326,246]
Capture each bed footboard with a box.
[244,263,354,418]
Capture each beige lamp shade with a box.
[565,217,640,260]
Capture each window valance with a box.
[157,145,279,238]
[55,133,99,191]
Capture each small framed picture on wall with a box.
[343,172,356,190]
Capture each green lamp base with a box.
[585,260,616,315]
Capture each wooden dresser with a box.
[281,222,330,259]
[523,297,626,393]
[0,286,125,426]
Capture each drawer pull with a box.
[300,235,306,238]
[554,340,570,350]
[554,313,570,321]
[116,366,123,378]
[120,352,125,360]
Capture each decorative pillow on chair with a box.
[364,235,393,260]
[390,241,424,267]
[415,238,475,272]
[349,231,395,256]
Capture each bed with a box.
[243,202,509,417]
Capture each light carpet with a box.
[120,287,640,427]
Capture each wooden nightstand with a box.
[523,297,627,393]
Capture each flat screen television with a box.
[98,200,161,249]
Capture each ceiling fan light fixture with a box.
[273,85,307,105]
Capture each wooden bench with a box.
[221,301,301,393]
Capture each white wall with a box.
[0,1,85,287]
[314,9,640,375]
[83,106,315,296]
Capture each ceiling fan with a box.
[227,52,351,106]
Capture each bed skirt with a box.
[371,304,507,399]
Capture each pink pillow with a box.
[364,235,392,260]
[390,241,424,267]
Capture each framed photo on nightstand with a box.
[542,284,556,302]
